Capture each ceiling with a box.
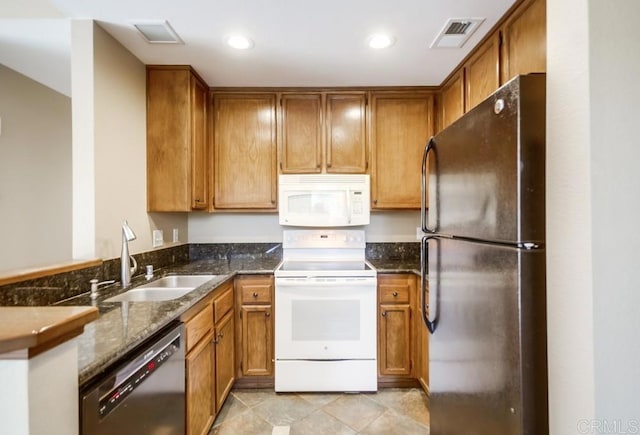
[3,0,517,91]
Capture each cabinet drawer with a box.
[240,283,272,304]
[214,284,234,324]
[185,303,213,353]
[379,282,410,304]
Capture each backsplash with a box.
[0,242,418,306]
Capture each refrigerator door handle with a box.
[421,137,436,234]
[421,235,438,333]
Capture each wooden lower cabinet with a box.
[234,275,275,388]
[416,279,429,394]
[186,334,214,435]
[377,273,428,394]
[379,303,412,377]
[214,311,235,412]
[182,280,235,435]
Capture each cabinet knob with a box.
[393,291,398,297]
[219,332,224,338]
[381,311,387,317]
[373,199,378,205]
[195,198,201,203]
[266,311,271,317]
[253,292,258,298]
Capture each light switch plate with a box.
[152,229,164,247]
[172,228,179,242]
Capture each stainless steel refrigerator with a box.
[420,74,548,435]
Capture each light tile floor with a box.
[209,388,430,435]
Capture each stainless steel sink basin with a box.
[104,275,219,303]
[137,275,218,289]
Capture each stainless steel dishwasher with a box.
[81,322,186,434]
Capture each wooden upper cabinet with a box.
[212,94,278,210]
[280,94,322,173]
[280,92,367,174]
[147,66,208,211]
[325,94,367,173]
[464,32,501,112]
[370,92,434,209]
[438,71,465,132]
[501,0,546,83]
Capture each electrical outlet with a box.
[172,228,179,243]
[152,230,164,247]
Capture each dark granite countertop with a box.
[40,255,419,387]
[368,259,420,276]
[61,257,280,386]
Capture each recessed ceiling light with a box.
[227,35,254,50]
[368,34,395,49]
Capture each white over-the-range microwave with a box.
[278,174,370,227]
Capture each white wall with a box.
[0,64,72,273]
[188,211,420,243]
[547,0,640,432]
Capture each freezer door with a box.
[427,236,547,435]
[427,74,546,244]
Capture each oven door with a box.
[275,276,377,360]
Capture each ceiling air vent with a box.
[131,20,183,44]
[431,18,485,49]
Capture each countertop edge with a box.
[0,306,99,356]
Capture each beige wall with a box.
[0,64,72,272]
[92,23,187,259]
[547,0,640,432]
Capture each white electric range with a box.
[274,229,377,392]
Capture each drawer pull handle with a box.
[253,292,258,298]
[393,291,398,297]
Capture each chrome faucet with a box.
[121,220,138,288]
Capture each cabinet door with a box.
[439,71,465,131]
[280,94,322,173]
[326,93,367,173]
[370,93,434,209]
[501,0,546,82]
[417,280,429,393]
[147,67,192,211]
[186,334,214,435]
[240,305,273,376]
[191,76,208,209]
[214,313,235,412]
[213,94,277,209]
[379,304,412,376]
[465,32,501,112]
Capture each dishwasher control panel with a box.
[98,335,181,418]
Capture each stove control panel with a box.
[283,230,365,249]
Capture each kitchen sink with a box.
[104,275,219,303]
[137,275,218,289]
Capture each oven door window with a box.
[275,280,376,360]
